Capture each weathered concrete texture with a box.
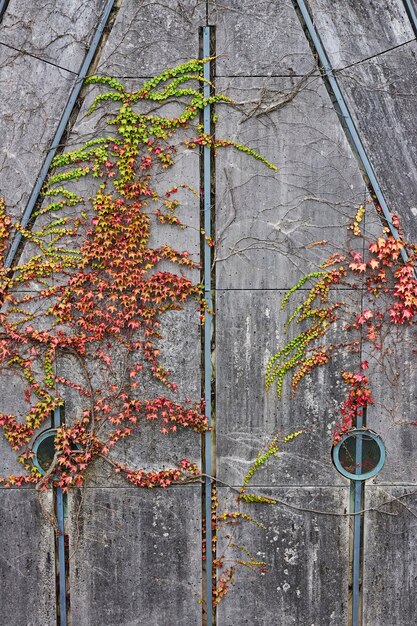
[363,323,417,484]
[0,355,56,479]
[26,78,203,480]
[338,40,417,240]
[363,486,417,625]
[0,373,34,479]
[56,303,202,480]
[216,289,361,486]
[0,489,56,625]
[0,46,75,218]
[97,0,205,77]
[215,76,367,290]
[209,0,316,76]
[0,0,107,72]
[69,486,202,626]
[217,486,350,626]
[58,86,202,263]
[306,0,414,69]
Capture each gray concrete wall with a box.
[1,1,417,625]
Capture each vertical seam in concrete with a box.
[201,23,216,626]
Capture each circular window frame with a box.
[32,428,58,476]
[332,429,386,481]
[32,428,82,476]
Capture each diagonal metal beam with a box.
[402,0,417,37]
[0,0,10,23]
[294,0,410,267]
[4,0,116,268]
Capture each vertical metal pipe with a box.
[352,410,363,626]
[4,0,117,268]
[203,26,213,626]
[54,406,67,626]
[55,487,67,626]
[294,0,409,265]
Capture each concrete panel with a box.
[0,0,107,72]
[217,486,350,626]
[56,302,202,481]
[214,76,367,290]
[364,322,417,484]
[69,486,202,626]
[216,289,361,486]
[338,40,417,240]
[97,0,205,77]
[0,46,75,219]
[306,0,414,69]
[0,296,59,480]
[0,489,56,625]
[209,0,316,76]
[363,486,417,625]
[0,369,42,479]
[48,87,203,481]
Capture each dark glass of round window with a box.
[35,432,56,473]
[32,429,57,475]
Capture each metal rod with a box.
[203,26,213,626]
[53,406,67,626]
[402,0,417,36]
[352,410,363,626]
[294,0,409,266]
[55,487,67,626]
[4,0,116,268]
[0,0,10,22]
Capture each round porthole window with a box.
[32,429,58,475]
[32,428,82,476]
[332,429,386,481]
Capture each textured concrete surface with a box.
[338,40,417,240]
[0,369,42,479]
[0,45,75,219]
[0,0,107,72]
[209,0,316,76]
[306,0,414,69]
[56,302,202,478]
[215,289,361,486]
[215,75,367,290]
[363,323,417,485]
[0,489,56,625]
[2,1,417,624]
[0,305,59,480]
[363,486,417,626]
[217,486,350,626]
[51,82,203,478]
[68,486,202,626]
[97,0,205,77]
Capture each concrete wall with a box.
[1,1,417,625]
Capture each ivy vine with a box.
[266,204,417,442]
[0,58,298,607]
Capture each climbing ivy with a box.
[266,204,417,442]
[0,59,294,607]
